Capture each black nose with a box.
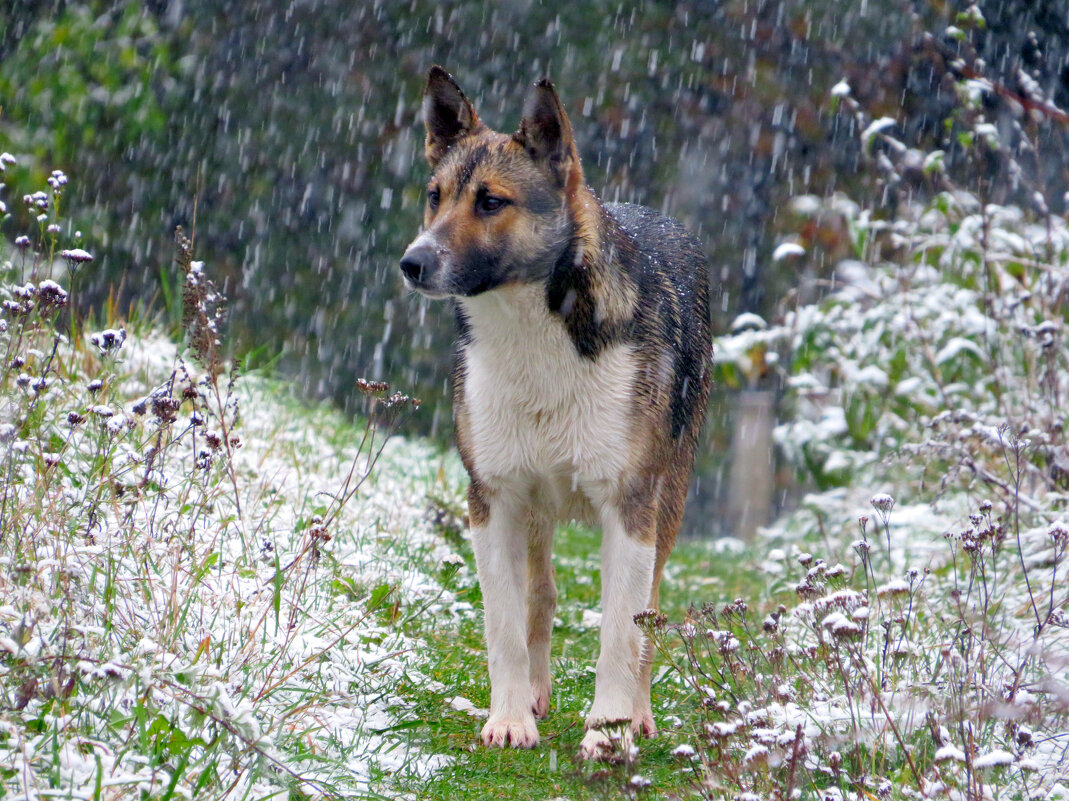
[400,244,438,285]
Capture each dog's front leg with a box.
[472,496,539,748]
[580,504,655,759]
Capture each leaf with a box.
[367,582,395,613]
[193,551,219,582]
[935,337,985,365]
[193,635,210,665]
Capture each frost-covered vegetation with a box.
[0,170,455,798]
[694,82,1069,796]
[4,139,1067,799]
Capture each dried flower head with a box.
[60,248,93,265]
[176,229,227,377]
[796,580,824,600]
[870,493,895,515]
[151,395,181,424]
[36,280,68,316]
[89,328,126,356]
[356,378,390,394]
[1049,522,1068,547]
[634,609,667,631]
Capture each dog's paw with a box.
[578,723,633,761]
[631,706,656,737]
[531,678,552,719]
[481,714,539,749]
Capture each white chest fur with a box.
[459,285,636,499]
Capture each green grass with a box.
[383,517,765,800]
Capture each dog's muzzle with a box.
[399,243,440,290]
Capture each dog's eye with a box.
[476,194,507,215]
[427,188,440,209]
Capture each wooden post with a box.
[728,389,774,540]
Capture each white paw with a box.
[632,705,656,737]
[531,677,552,719]
[579,723,633,761]
[481,713,540,749]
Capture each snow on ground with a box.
[0,329,463,799]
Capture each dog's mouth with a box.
[405,281,451,300]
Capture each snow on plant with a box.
[0,175,443,799]
[677,70,1069,798]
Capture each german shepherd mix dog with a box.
[400,66,711,759]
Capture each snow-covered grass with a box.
[0,197,453,798]
[697,152,1069,794]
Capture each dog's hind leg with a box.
[472,491,540,749]
[526,508,556,719]
[579,502,655,760]
[632,545,669,737]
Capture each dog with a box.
[400,66,711,759]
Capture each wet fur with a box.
[401,66,712,757]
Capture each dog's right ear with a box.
[423,66,482,168]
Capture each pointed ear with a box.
[423,66,482,168]
[514,78,580,186]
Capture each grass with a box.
[383,516,765,800]
[377,471,1068,799]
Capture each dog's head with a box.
[400,67,585,299]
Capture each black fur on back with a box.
[544,201,711,441]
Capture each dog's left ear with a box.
[424,66,483,168]
[514,78,581,188]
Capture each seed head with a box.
[870,493,895,514]
[89,327,126,355]
[1049,521,1069,547]
[61,248,94,264]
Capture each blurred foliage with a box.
[4,0,1069,527]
